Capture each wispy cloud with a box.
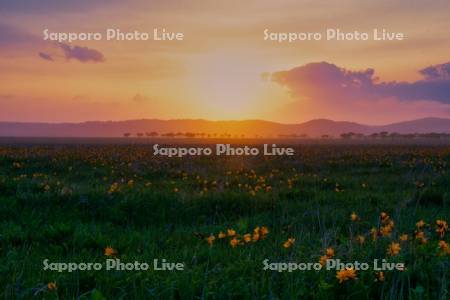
[38,52,53,61]
[0,23,105,63]
[58,43,105,63]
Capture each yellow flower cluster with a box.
[351,213,448,259]
[206,226,269,248]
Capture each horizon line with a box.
[0,116,449,127]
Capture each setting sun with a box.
[186,51,270,119]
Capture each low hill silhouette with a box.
[0,117,449,137]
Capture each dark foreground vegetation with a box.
[0,143,449,299]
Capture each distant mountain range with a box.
[0,118,449,137]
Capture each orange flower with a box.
[375,271,385,282]
[206,235,215,246]
[227,229,236,237]
[336,268,357,283]
[399,234,408,242]
[108,182,119,194]
[370,227,379,241]
[438,240,450,254]
[380,212,390,223]
[415,231,427,244]
[252,232,260,242]
[380,224,393,237]
[387,242,401,256]
[283,238,295,248]
[319,255,328,266]
[436,220,448,238]
[218,232,226,239]
[260,226,269,236]
[47,282,57,291]
[350,212,359,222]
[230,237,239,248]
[104,246,117,257]
[326,247,335,257]
[387,220,395,228]
[243,233,252,243]
[319,247,335,264]
[356,235,365,245]
[416,220,426,229]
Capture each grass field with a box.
[0,142,449,299]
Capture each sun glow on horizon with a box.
[186,51,281,119]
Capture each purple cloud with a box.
[271,61,450,104]
[58,43,105,63]
[0,24,105,64]
[419,62,450,80]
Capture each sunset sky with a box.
[1,0,450,124]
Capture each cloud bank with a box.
[271,61,450,104]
